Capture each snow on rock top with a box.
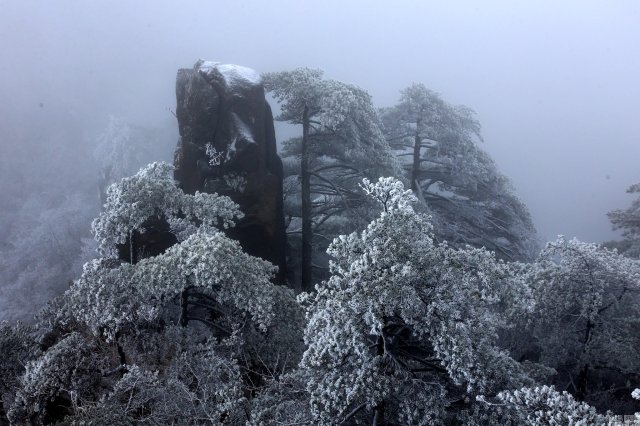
[197,60,261,88]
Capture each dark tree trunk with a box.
[576,364,590,401]
[411,120,422,193]
[179,288,189,327]
[301,105,313,292]
[576,319,594,400]
[373,333,386,425]
[114,331,127,367]
[98,165,112,207]
[129,231,138,265]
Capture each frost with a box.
[380,83,537,261]
[300,177,533,424]
[91,161,242,257]
[206,143,224,166]
[197,60,261,88]
[521,236,640,403]
[223,173,247,192]
[224,112,256,161]
[4,160,305,423]
[231,112,256,143]
[494,386,611,425]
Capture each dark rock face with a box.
[174,60,287,284]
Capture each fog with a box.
[1,0,639,243]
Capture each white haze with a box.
[1,0,639,244]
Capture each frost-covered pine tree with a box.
[607,182,640,259]
[60,161,279,342]
[299,177,533,425]
[263,69,399,291]
[380,84,538,261]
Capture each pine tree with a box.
[381,84,537,261]
[263,68,398,290]
[300,177,533,424]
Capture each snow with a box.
[225,113,256,160]
[232,113,255,144]
[197,60,261,88]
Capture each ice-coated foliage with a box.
[264,68,398,187]
[240,284,306,375]
[65,231,278,340]
[3,74,638,425]
[608,182,640,259]
[51,162,287,344]
[248,370,313,426]
[381,83,538,261]
[73,342,247,425]
[92,161,241,257]
[264,68,400,289]
[0,321,39,417]
[522,236,640,408]
[300,176,533,424]
[264,67,356,130]
[0,109,102,323]
[2,161,305,425]
[7,332,107,424]
[494,385,611,425]
[7,325,251,425]
[359,176,417,212]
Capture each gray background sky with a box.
[1,0,638,243]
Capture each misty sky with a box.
[1,0,639,244]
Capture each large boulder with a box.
[174,60,287,284]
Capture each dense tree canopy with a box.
[294,177,534,424]
[519,237,640,411]
[2,162,303,424]
[1,166,639,425]
[1,70,639,426]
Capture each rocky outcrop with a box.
[174,60,287,284]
